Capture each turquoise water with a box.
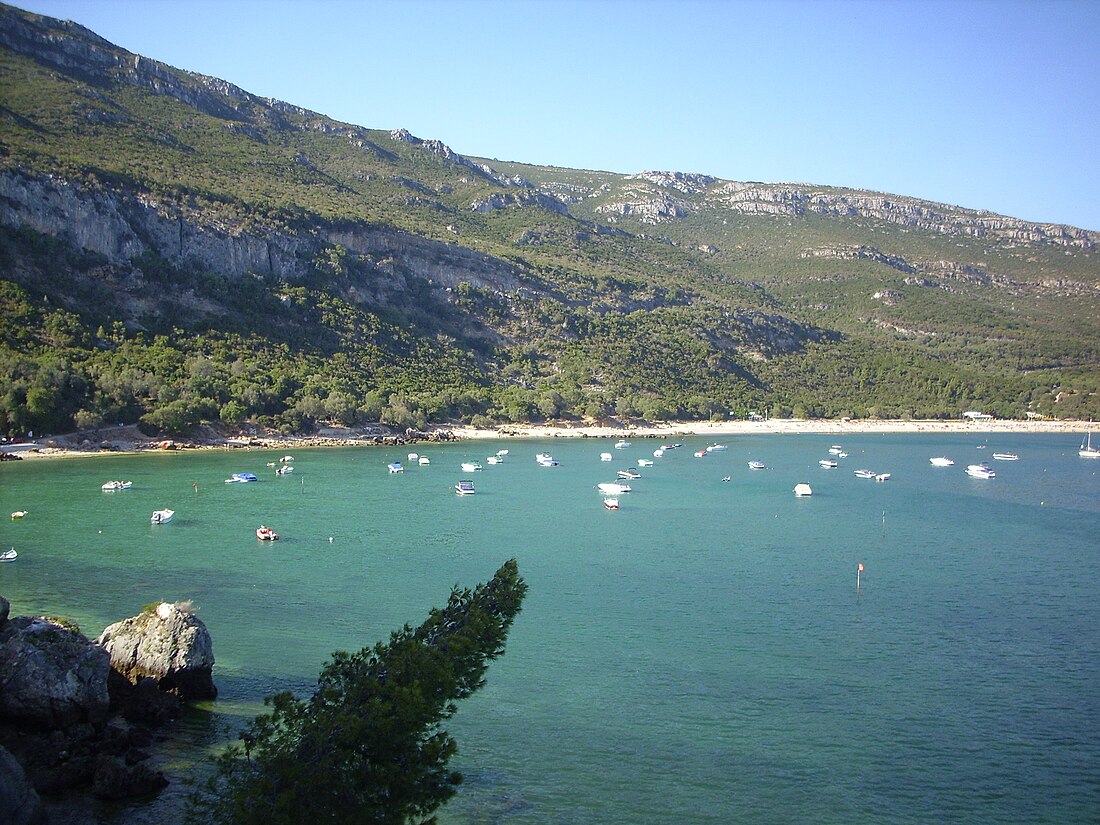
[1,434,1098,824]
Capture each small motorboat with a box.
[603,498,620,510]
[819,459,838,469]
[418,456,431,465]
[280,456,293,463]
[496,449,509,457]
[747,461,766,470]
[828,445,844,455]
[854,469,876,479]
[694,449,708,458]
[794,483,813,497]
[10,510,27,520]
[637,459,654,467]
[600,452,613,462]
[653,448,665,458]
[617,468,641,480]
[614,440,630,449]
[460,461,482,472]
[966,464,996,479]
[721,476,731,482]
[486,456,502,465]
[150,509,174,524]
[455,480,476,496]
[101,480,133,491]
[225,473,258,483]
[597,482,631,495]
[992,453,1019,461]
[929,456,955,467]
[706,444,728,452]
[408,453,419,461]
[256,525,279,541]
[388,462,404,473]
[0,548,16,562]
[535,453,558,466]
[875,473,892,482]
[275,465,294,475]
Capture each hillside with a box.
[1,2,1098,438]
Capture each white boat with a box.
[828,445,843,455]
[256,525,279,541]
[992,453,1019,461]
[275,465,294,475]
[281,456,293,463]
[10,510,27,519]
[600,452,613,462]
[603,498,620,510]
[966,464,996,479]
[614,440,630,449]
[819,459,838,469]
[706,444,728,452]
[694,449,708,458]
[496,449,509,457]
[875,473,892,482]
[653,448,665,458]
[617,468,641,479]
[418,456,431,465]
[837,452,849,458]
[929,456,955,467]
[535,453,558,466]
[455,480,476,496]
[101,480,133,492]
[747,461,765,470]
[854,469,876,479]
[1081,431,1100,458]
[597,482,631,495]
[150,509,174,524]
[794,483,813,497]
[0,549,16,562]
[388,462,404,473]
[407,453,419,461]
[637,459,654,467]
[486,456,502,465]
[460,462,483,472]
[224,472,258,483]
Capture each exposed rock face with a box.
[0,617,110,729]
[96,602,216,700]
[0,744,43,825]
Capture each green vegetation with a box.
[187,559,527,825]
[0,3,1097,433]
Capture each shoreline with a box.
[1,418,1093,460]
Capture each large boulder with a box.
[0,617,110,729]
[96,602,216,700]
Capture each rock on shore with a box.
[0,597,217,807]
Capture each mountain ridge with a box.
[0,1,1097,436]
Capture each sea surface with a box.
[1,433,1098,824]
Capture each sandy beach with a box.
[1,418,1093,460]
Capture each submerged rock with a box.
[96,601,216,700]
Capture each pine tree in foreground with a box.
[189,559,527,825]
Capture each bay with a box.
[1,433,1097,824]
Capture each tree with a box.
[190,560,527,825]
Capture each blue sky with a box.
[14,0,1100,230]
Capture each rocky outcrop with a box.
[0,605,169,802]
[96,601,216,700]
[469,190,569,215]
[389,128,528,189]
[802,244,915,273]
[0,617,110,729]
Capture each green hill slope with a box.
[0,2,1097,437]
